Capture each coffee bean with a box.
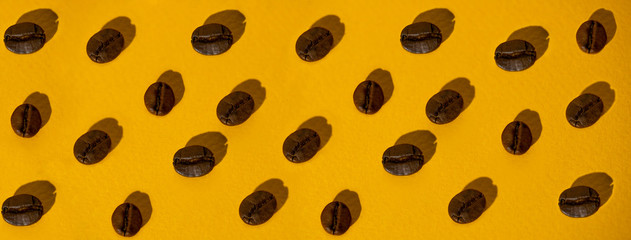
[400,22,442,54]
[320,201,352,235]
[191,23,233,55]
[73,130,112,165]
[282,128,321,163]
[86,28,125,63]
[353,80,384,114]
[501,121,532,155]
[10,104,42,138]
[425,89,464,124]
[576,20,607,54]
[559,186,600,218]
[382,144,424,176]
[448,189,486,224]
[144,82,175,116]
[239,191,277,225]
[2,194,43,226]
[4,22,46,54]
[216,91,255,126]
[173,145,215,177]
[295,27,334,62]
[566,93,604,128]
[111,203,143,237]
[494,39,536,71]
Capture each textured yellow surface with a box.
[0,0,630,239]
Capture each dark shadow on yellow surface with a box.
[157,70,185,106]
[103,17,136,49]
[255,179,288,212]
[589,9,616,44]
[232,79,266,112]
[89,118,123,151]
[441,78,474,111]
[299,116,332,150]
[17,9,58,43]
[15,180,56,215]
[572,172,613,206]
[464,177,497,211]
[514,109,542,145]
[582,81,615,115]
[413,8,455,42]
[186,132,228,166]
[125,191,152,227]
[311,15,345,47]
[333,190,362,225]
[395,130,437,164]
[508,26,549,60]
[205,10,246,43]
[366,69,394,104]
[24,92,52,127]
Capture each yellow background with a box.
[1,0,629,239]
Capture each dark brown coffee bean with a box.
[501,121,532,155]
[448,189,486,224]
[295,27,334,62]
[382,144,424,176]
[10,104,42,138]
[559,186,600,218]
[173,145,215,177]
[576,20,607,54]
[73,130,112,165]
[239,191,277,225]
[144,82,175,116]
[4,22,46,54]
[425,89,464,124]
[321,201,352,235]
[216,91,255,126]
[400,22,442,54]
[86,28,125,63]
[2,194,43,226]
[566,93,604,128]
[494,39,536,71]
[282,128,321,163]
[353,80,384,114]
[191,23,233,55]
[111,203,143,237]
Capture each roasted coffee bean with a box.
[400,22,442,54]
[2,194,43,226]
[144,82,175,116]
[576,20,607,54]
[426,89,464,124]
[111,203,143,237]
[494,39,536,71]
[10,104,42,138]
[191,23,233,55]
[173,145,215,177]
[86,28,125,63]
[501,121,532,155]
[216,91,255,126]
[282,128,321,163]
[353,80,384,114]
[73,130,112,165]
[4,22,46,54]
[382,144,424,176]
[566,93,604,128]
[295,27,334,62]
[321,201,352,235]
[559,186,600,218]
[448,189,486,224]
[239,191,277,225]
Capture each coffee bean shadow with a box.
[333,190,361,225]
[23,92,52,127]
[17,9,58,43]
[507,26,549,60]
[589,9,616,44]
[102,17,136,49]
[311,15,345,47]
[366,69,394,104]
[232,79,266,112]
[514,109,542,144]
[157,70,185,106]
[124,191,152,227]
[89,118,123,151]
[413,8,455,42]
[204,10,246,44]
[572,172,613,206]
[581,81,615,115]
[395,130,437,165]
[298,116,332,150]
[463,177,497,211]
[186,132,228,166]
[14,180,56,215]
[255,179,288,212]
[441,77,474,111]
